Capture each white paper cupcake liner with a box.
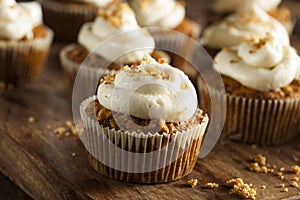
[0,27,53,86]
[197,77,300,146]
[79,96,209,183]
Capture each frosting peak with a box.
[214,33,300,91]
[97,54,198,122]
[78,2,154,64]
[0,0,38,40]
[203,5,290,49]
[129,0,185,29]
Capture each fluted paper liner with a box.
[40,0,99,42]
[197,77,300,146]
[0,27,53,86]
[79,96,209,183]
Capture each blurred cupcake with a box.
[80,54,209,183]
[202,5,290,57]
[209,0,295,34]
[39,0,120,42]
[128,0,201,38]
[0,0,53,87]
[198,33,300,145]
[60,3,169,92]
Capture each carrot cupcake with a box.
[128,0,201,38]
[39,0,120,42]
[202,5,290,57]
[60,3,170,91]
[0,0,53,86]
[80,54,209,183]
[198,32,300,145]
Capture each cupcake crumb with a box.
[292,165,300,174]
[282,188,289,193]
[227,178,256,200]
[65,120,78,136]
[291,181,299,188]
[187,179,198,188]
[28,116,35,123]
[72,152,76,157]
[260,185,266,189]
[292,155,299,162]
[292,177,299,182]
[252,154,266,166]
[54,127,66,135]
[204,183,219,189]
[278,183,285,188]
[279,167,285,172]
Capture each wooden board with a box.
[1,0,300,199]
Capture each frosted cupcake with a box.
[198,32,300,145]
[39,0,120,42]
[80,54,209,183]
[60,3,170,92]
[128,0,201,38]
[0,0,53,86]
[202,5,290,56]
[210,0,295,34]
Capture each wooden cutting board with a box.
[1,0,300,199]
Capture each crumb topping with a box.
[204,183,219,189]
[227,178,256,200]
[187,179,198,188]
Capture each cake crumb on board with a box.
[187,179,198,188]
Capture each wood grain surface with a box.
[1,0,300,199]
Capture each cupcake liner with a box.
[40,0,99,42]
[197,77,300,146]
[0,27,53,86]
[79,96,209,183]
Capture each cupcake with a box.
[0,0,53,86]
[202,5,290,57]
[60,3,170,92]
[128,0,201,38]
[198,32,300,145]
[39,0,120,42]
[209,0,295,34]
[80,54,209,183]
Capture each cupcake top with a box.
[203,5,289,49]
[0,0,42,40]
[128,0,185,29]
[78,2,154,64]
[211,0,281,14]
[97,54,198,122]
[214,32,300,91]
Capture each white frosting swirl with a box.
[214,33,300,91]
[212,0,281,13]
[203,5,290,49]
[0,0,37,40]
[78,3,154,64]
[128,0,185,29]
[97,54,198,122]
[20,2,43,26]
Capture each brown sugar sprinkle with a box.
[181,82,189,90]
[204,183,219,189]
[292,165,300,175]
[227,178,256,200]
[28,116,35,123]
[187,179,198,188]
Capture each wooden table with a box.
[1,0,300,199]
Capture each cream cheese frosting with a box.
[128,0,185,29]
[214,33,300,91]
[20,2,43,27]
[78,3,154,64]
[0,0,38,40]
[212,0,281,14]
[97,54,198,122]
[203,5,289,49]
